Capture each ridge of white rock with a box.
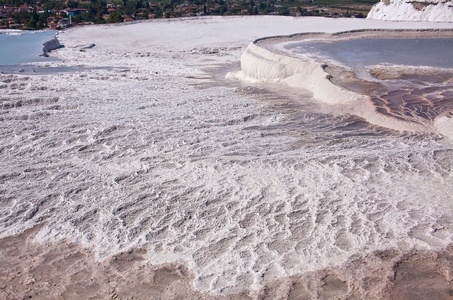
[367,0,453,22]
[239,41,366,105]
[238,37,434,134]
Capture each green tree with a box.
[108,11,123,22]
[25,18,37,29]
[66,0,78,8]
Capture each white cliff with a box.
[367,0,453,22]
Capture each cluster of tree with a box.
[0,0,368,30]
[5,8,47,29]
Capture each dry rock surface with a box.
[1,17,453,299]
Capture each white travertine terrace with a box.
[367,0,453,22]
[237,32,453,136]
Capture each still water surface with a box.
[286,38,453,73]
[0,30,58,65]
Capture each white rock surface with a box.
[367,0,453,22]
[1,16,453,295]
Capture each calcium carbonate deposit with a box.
[1,17,453,296]
[367,0,453,22]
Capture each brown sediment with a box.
[369,66,453,82]
[1,224,452,299]
[367,68,453,122]
[320,64,453,123]
[0,224,223,300]
[234,246,453,300]
[322,64,384,95]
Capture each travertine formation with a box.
[1,17,453,298]
[367,0,453,22]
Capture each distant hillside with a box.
[367,0,453,22]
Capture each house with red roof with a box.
[19,4,32,12]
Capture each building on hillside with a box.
[19,4,32,12]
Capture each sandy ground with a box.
[1,16,453,299]
[1,224,452,299]
[0,224,212,300]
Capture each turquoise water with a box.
[287,38,453,71]
[0,30,59,65]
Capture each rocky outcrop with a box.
[42,37,62,57]
[367,0,453,22]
